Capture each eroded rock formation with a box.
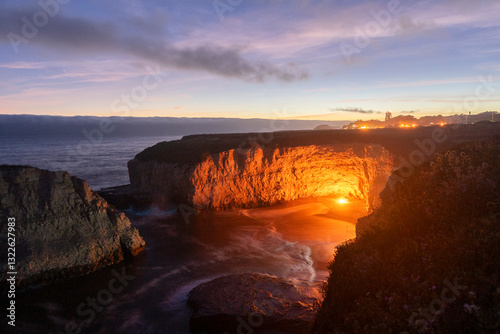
[0,165,145,288]
[128,144,394,211]
[188,273,319,334]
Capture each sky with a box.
[0,0,499,121]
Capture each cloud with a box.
[329,107,382,114]
[0,59,152,86]
[0,6,307,82]
[0,62,48,69]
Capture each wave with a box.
[124,205,177,217]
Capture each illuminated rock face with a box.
[129,144,394,211]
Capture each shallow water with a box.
[11,197,365,334]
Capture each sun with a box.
[338,198,349,204]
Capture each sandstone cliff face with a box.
[129,144,394,211]
[0,165,145,288]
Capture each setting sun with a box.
[338,198,349,204]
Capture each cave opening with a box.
[129,143,395,283]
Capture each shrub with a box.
[312,140,500,334]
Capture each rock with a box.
[356,212,378,237]
[0,165,145,288]
[98,184,156,210]
[355,170,412,237]
[129,143,394,211]
[187,273,320,334]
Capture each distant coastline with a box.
[0,114,351,138]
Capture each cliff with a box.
[0,165,145,288]
[129,143,394,211]
[127,124,500,212]
[312,139,500,333]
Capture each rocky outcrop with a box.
[0,165,145,288]
[98,184,155,210]
[356,212,378,237]
[129,124,500,212]
[129,144,394,211]
[356,172,400,237]
[188,273,320,334]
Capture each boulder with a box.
[188,273,320,334]
[0,165,145,288]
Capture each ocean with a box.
[1,131,361,334]
[0,115,349,191]
[0,135,181,190]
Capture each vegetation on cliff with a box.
[313,139,500,333]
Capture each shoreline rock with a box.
[188,273,320,334]
[98,184,154,210]
[0,165,145,289]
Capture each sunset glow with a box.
[1,1,499,119]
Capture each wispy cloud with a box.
[0,62,49,70]
[329,107,382,114]
[0,60,155,86]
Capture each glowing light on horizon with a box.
[338,198,349,204]
[399,124,418,128]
